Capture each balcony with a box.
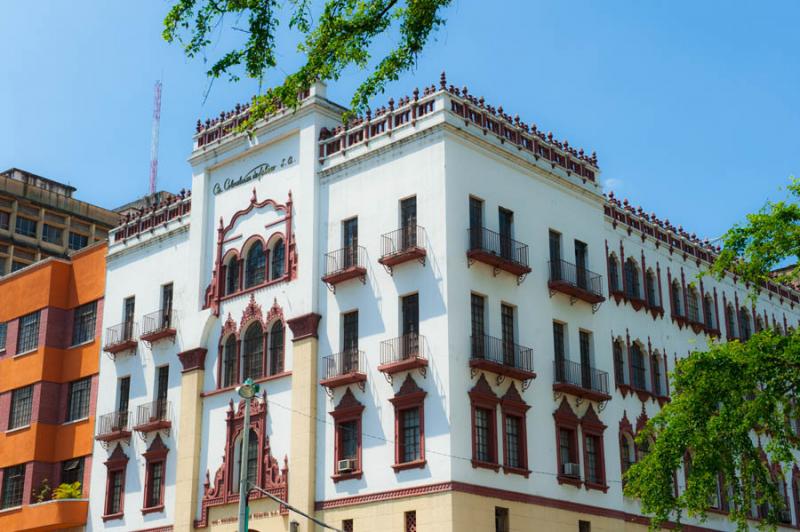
[552,359,611,402]
[103,321,137,355]
[320,350,366,393]
[95,410,131,446]
[378,226,426,274]
[378,333,429,382]
[322,246,367,292]
[134,400,172,435]
[0,498,89,531]
[469,334,535,389]
[466,227,531,283]
[140,308,176,344]
[547,260,605,308]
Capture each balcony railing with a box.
[553,359,610,401]
[140,308,176,343]
[379,333,429,378]
[320,350,367,389]
[95,410,131,442]
[548,259,605,305]
[466,227,531,281]
[470,334,535,386]
[322,246,367,289]
[378,226,426,273]
[134,400,172,433]
[103,321,137,355]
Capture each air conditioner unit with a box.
[562,462,581,478]
[337,459,357,473]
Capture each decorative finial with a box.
[440,71,447,90]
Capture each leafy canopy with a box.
[163,0,452,126]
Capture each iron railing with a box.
[104,321,137,348]
[97,410,131,436]
[467,227,529,268]
[324,246,367,276]
[470,334,534,374]
[380,333,427,365]
[553,359,609,395]
[136,400,172,426]
[323,350,365,379]
[548,259,603,298]
[380,226,425,258]
[141,308,174,337]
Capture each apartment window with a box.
[613,339,626,385]
[623,258,640,299]
[222,335,237,387]
[142,435,168,512]
[739,308,752,341]
[66,377,91,422]
[391,375,426,469]
[549,230,562,280]
[470,293,486,357]
[155,365,169,418]
[401,292,419,341]
[475,408,493,462]
[553,322,566,381]
[117,376,130,418]
[400,196,418,248]
[652,354,663,396]
[145,461,164,508]
[687,287,700,322]
[104,445,128,518]
[68,231,88,250]
[269,321,285,375]
[342,311,359,372]
[559,428,578,475]
[579,521,591,532]
[15,216,37,237]
[339,421,358,462]
[504,415,522,468]
[268,238,284,280]
[608,254,620,292]
[645,269,659,307]
[331,389,364,480]
[404,511,417,532]
[17,311,40,353]
[495,507,509,532]
[498,207,514,259]
[9,385,33,429]
[342,217,359,268]
[225,257,240,295]
[579,331,593,389]
[242,324,264,380]
[399,408,421,463]
[0,211,9,230]
[575,240,588,288]
[468,196,484,249]
[1,464,25,509]
[630,343,647,390]
[671,280,683,317]
[161,283,173,329]
[61,457,84,488]
[554,399,581,485]
[620,433,635,476]
[72,301,97,345]
[123,296,135,341]
[245,243,266,288]
[0,322,6,352]
[42,223,62,244]
[500,303,515,365]
[584,434,602,485]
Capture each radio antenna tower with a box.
[149,80,163,196]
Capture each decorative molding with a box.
[178,348,207,373]
[240,294,264,330]
[287,313,322,341]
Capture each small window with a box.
[470,293,486,357]
[42,223,62,244]
[404,511,417,532]
[9,385,33,429]
[0,322,6,352]
[61,457,85,489]
[579,521,591,532]
[270,238,285,280]
[68,232,89,250]
[15,216,37,237]
[17,311,40,353]
[1,464,25,509]
[72,301,97,345]
[687,287,700,322]
[559,427,578,475]
[342,519,354,532]
[495,507,509,532]
[66,377,91,422]
[703,295,715,330]
[0,211,9,230]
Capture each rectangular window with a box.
[106,469,124,515]
[155,366,169,419]
[342,217,358,269]
[9,385,33,429]
[15,216,37,237]
[471,294,486,357]
[400,196,417,231]
[0,322,6,352]
[469,196,484,249]
[161,283,174,329]
[405,511,417,532]
[17,311,40,353]
[339,420,358,461]
[504,415,521,468]
[575,240,588,289]
[1,464,25,509]
[498,207,513,259]
[579,521,592,532]
[68,232,88,251]
[495,507,509,532]
[342,311,359,373]
[585,434,602,484]
[342,519,354,532]
[579,331,593,390]
[501,303,515,365]
[118,376,130,413]
[553,322,565,364]
[559,428,578,476]
[71,301,97,345]
[66,377,91,422]
[42,223,62,244]
[145,460,164,508]
[61,457,85,488]
[401,293,419,360]
[400,408,421,463]
[0,211,9,230]
[123,296,135,341]
[549,230,562,280]
[475,407,492,463]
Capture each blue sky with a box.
[1,1,797,241]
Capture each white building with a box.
[88,76,800,532]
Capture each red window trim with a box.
[142,434,169,513]
[580,404,608,492]
[618,412,635,483]
[469,374,499,471]
[102,444,129,521]
[389,374,427,472]
[500,383,530,478]
[553,398,581,488]
[330,388,365,482]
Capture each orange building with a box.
[0,241,106,531]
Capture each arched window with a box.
[651,351,663,396]
[608,254,621,293]
[268,322,284,375]
[739,308,752,341]
[613,339,627,386]
[222,335,238,387]
[671,280,683,317]
[687,286,700,322]
[726,304,738,338]
[637,437,653,462]
[225,256,240,295]
[756,315,765,333]
[703,294,715,330]
[231,429,259,493]
[630,343,646,390]
[624,258,640,299]
[620,433,635,475]
[270,238,285,280]
[645,269,659,307]
[245,243,266,288]
[242,324,264,380]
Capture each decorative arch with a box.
[243,236,267,289]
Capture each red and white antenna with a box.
[149,80,163,196]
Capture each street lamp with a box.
[237,378,260,532]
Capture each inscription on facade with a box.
[213,156,296,195]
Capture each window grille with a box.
[72,301,97,345]
[67,378,91,422]
[17,311,40,353]
[9,385,33,429]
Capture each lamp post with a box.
[237,378,260,532]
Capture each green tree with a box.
[624,178,800,531]
[163,0,452,126]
